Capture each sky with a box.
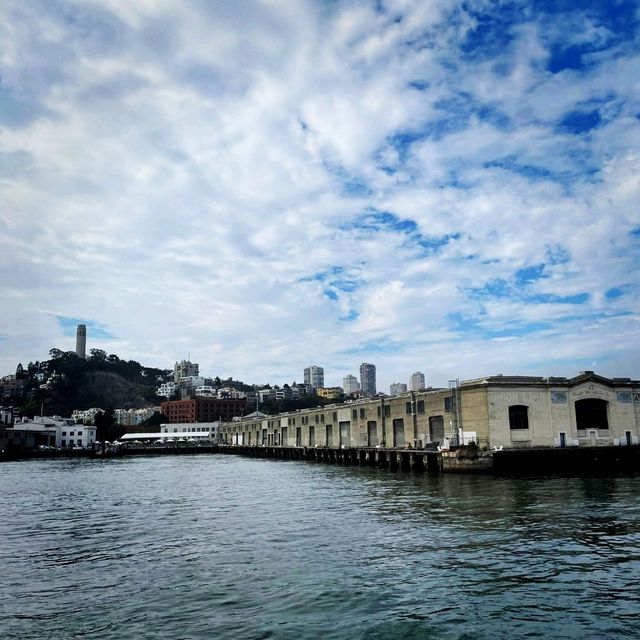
[1,0,639,392]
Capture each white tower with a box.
[76,324,86,358]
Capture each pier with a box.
[216,444,445,473]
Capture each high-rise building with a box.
[76,324,86,358]
[359,363,377,396]
[174,360,199,383]
[303,365,324,389]
[410,371,426,391]
[390,382,407,395]
[342,374,360,395]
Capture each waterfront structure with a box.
[119,422,220,443]
[390,382,408,395]
[343,375,360,395]
[460,372,639,449]
[410,372,426,391]
[174,360,199,383]
[160,397,247,423]
[9,416,96,448]
[76,324,86,358]
[359,363,377,396]
[304,366,324,389]
[216,372,639,451]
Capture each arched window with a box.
[575,398,609,430]
[509,405,529,430]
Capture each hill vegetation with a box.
[15,348,172,418]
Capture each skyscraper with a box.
[342,374,360,395]
[359,363,376,396]
[76,324,86,358]
[304,365,324,389]
[410,371,426,391]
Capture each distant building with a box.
[304,365,324,389]
[71,408,104,425]
[114,408,158,426]
[76,324,86,358]
[174,360,199,383]
[317,387,343,400]
[359,363,377,396]
[160,397,247,423]
[11,416,96,448]
[410,372,426,391]
[390,382,408,395]
[157,381,177,398]
[343,374,360,395]
[178,376,206,390]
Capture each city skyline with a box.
[1,1,638,391]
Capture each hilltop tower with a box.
[76,324,86,358]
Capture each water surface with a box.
[1,455,639,639]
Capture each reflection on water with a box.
[1,456,639,639]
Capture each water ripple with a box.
[0,457,639,639]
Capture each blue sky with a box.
[1,0,639,391]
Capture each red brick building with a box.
[160,397,247,423]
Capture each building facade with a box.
[174,360,199,383]
[342,375,360,394]
[160,397,247,423]
[10,416,96,448]
[317,387,343,400]
[304,366,324,389]
[390,382,408,395]
[459,372,640,449]
[410,372,426,391]
[359,363,377,396]
[216,372,640,451]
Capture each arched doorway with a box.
[575,398,609,431]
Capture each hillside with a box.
[14,349,171,417]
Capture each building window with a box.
[359,408,366,419]
[62,431,67,436]
[575,398,609,431]
[384,405,391,417]
[333,412,338,422]
[444,397,453,412]
[417,400,425,414]
[320,415,324,423]
[405,402,412,415]
[509,405,529,430]
[352,409,358,420]
[315,415,320,424]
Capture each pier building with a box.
[215,372,639,451]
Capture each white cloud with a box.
[1,0,639,393]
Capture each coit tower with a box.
[76,324,86,358]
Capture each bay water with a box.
[1,455,639,639]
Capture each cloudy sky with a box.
[1,0,639,391]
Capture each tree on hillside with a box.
[89,349,107,362]
[94,408,124,442]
